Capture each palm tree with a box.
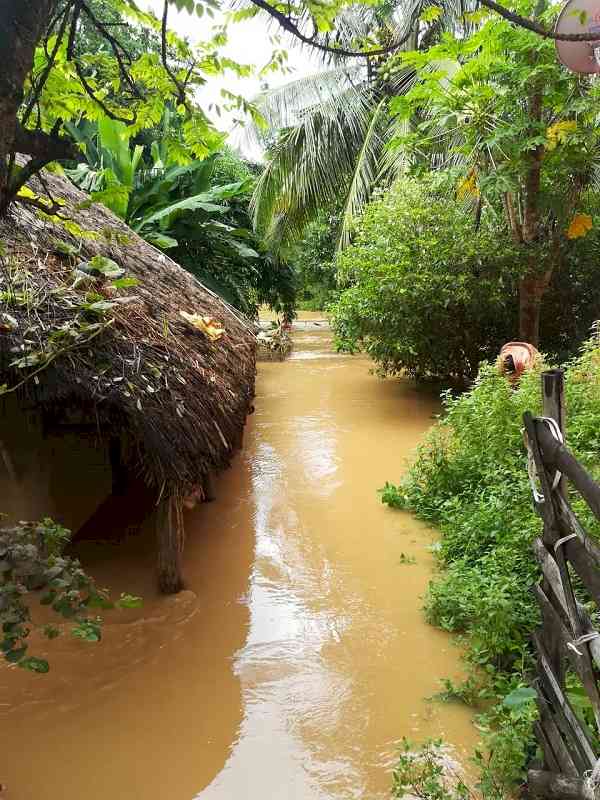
[249,0,471,250]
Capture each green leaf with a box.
[89,256,124,278]
[43,625,61,640]
[84,593,114,610]
[502,687,537,709]
[52,238,80,257]
[420,6,443,22]
[110,277,139,289]
[137,193,225,228]
[5,646,27,663]
[19,656,49,673]
[85,300,116,313]
[143,232,179,249]
[71,621,102,642]
[116,593,143,609]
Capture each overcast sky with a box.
[141,1,320,156]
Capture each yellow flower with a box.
[567,213,593,239]
[457,169,480,200]
[546,120,577,151]
[179,311,225,341]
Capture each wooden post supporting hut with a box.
[156,493,185,594]
[524,371,600,798]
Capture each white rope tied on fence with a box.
[526,416,564,503]
[554,533,577,553]
[583,757,600,798]
[567,632,600,657]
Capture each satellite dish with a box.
[556,0,600,73]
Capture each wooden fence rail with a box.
[525,370,600,798]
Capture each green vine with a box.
[0,517,141,673]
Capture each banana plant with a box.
[62,115,293,317]
[65,118,144,218]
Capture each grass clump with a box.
[384,331,600,796]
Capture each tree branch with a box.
[79,1,143,98]
[72,57,136,124]
[161,0,191,110]
[14,123,78,162]
[479,0,600,41]
[22,3,74,127]
[250,0,600,57]
[15,193,65,216]
[248,0,413,58]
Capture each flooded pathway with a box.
[0,327,479,799]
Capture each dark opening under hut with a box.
[0,167,256,593]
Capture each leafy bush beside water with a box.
[330,178,600,384]
[384,334,600,795]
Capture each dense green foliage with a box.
[387,1,600,345]
[331,177,600,382]
[382,334,600,792]
[330,178,519,383]
[64,117,296,316]
[287,208,340,311]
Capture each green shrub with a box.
[384,332,600,791]
[287,208,340,312]
[330,178,600,383]
[330,179,521,383]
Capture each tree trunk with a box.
[0,0,71,212]
[518,84,546,346]
[519,272,551,347]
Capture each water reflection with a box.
[1,328,480,800]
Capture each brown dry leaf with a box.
[179,311,225,341]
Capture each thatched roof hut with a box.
[0,167,256,592]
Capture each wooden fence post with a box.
[527,369,600,795]
[542,369,566,500]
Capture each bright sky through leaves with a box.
[141,0,320,157]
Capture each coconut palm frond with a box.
[251,86,375,247]
[378,114,411,182]
[253,64,367,131]
[338,96,390,250]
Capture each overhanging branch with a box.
[479,0,600,40]
[248,0,413,58]
[250,0,600,58]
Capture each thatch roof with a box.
[0,167,256,495]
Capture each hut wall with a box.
[0,396,112,532]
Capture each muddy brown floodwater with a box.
[0,326,481,800]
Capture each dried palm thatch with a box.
[0,167,256,590]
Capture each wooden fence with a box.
[525,370,600,799]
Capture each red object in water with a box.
[498,341,541,382]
